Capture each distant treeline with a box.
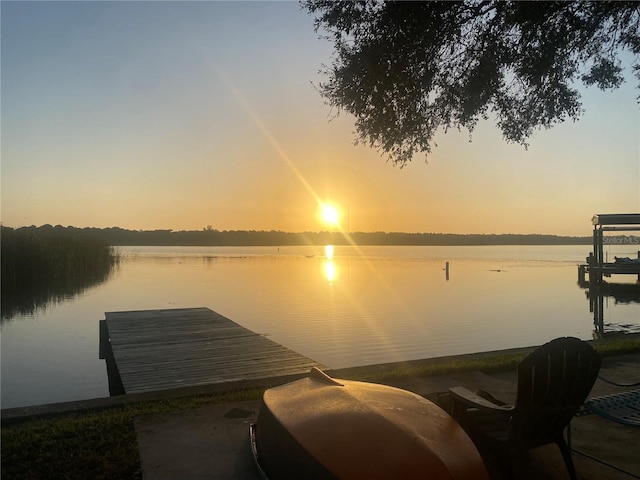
[2,224,592,246]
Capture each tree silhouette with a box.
[303,1,640,166]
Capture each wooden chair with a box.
[448,337,602,480]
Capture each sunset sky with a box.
[2,1,639,236]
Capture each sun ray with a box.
[213,70,416,338]
[213,69,323,209]
[211,64,372,256]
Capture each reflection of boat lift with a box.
[578,214,640,337]
[584,282,640,337]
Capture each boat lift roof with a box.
[592,214,640,227]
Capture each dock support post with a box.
[578,265,586,285]
[99,320,125,396]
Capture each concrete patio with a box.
[135,352,640,480]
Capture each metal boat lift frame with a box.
[588,213,640,282]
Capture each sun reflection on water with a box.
[323,245,337,283]
[323,260,337,283]
[324,244,334,259]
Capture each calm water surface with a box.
[2,245,639,408]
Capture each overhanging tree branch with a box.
[302,0,640,167]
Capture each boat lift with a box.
[580,213,640,284]
[579,214,640,337]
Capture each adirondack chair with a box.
[448,337,602,480]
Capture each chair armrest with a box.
[449,387,514,413]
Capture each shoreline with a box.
[4,333,640,423]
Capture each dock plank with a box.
[104,307,324,394]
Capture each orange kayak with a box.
[251,368,489,480]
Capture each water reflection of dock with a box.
[578,214,640,337]
[99,307,325,396]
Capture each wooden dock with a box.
[102,307,325,395]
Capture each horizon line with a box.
[1,223,602,238]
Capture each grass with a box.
[2,336,640,480]
[330,335,640,385]
[1,389,264,480]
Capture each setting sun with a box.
[321,204,340,227]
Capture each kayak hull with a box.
[251,368,489,480]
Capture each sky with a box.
[1,1,639,236]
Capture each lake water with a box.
[2,244,639,409]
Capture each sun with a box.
[321,204,340,226]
